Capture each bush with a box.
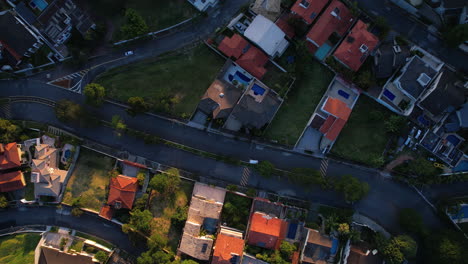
[256,161,275,178]
[71,207,83,217]
[84,83,106,106]
[334,175,369,203]
[94,251,107,263]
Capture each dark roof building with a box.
[291,0,329,25]
[301,229,336,264]
[394,56,438,100]
[373,41,411,79]
[39,246,97,264]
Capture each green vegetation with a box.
[443,24,468,47]
[120,8,149,39]
[0,195,7,208]
[149,169,181,200]
[398,208,425,235]
[381,235,418,264]
[334,175,369,203]
[84,83,106,106]
[23,172,35,201]
[75,232,114,249]
[63,148,115,211]
[255,161,275,178]
[29,45,52,66]
[221,192,253,231]
[0,234,41,264]
[332,96,403,167]
[111,115,127,136]
[393,157,443,184]
[0,119,21,143]
[266,59,334,145]
[96,45,224,118]
[127,97,150,116]
[94,250,108,263]
[246,242,297,264]
[69,239,84,252]
[55,100,98,127]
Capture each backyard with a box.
[265,60,334,145]
[0,233,41,264]
[221,192,252,231]
[96,45,224,118]
[331,96,396,166]
[63,148,115,211]
[149,179,194,251]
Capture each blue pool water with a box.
[453,160,468,172]
[229,71,252,86]
[383,89,396,101]
[286,223,298,239]
[64,150,71,159]
[338,89,350,99]
[330,238,339,255]
[30,0,48,11]
[252,84,265,96]
[450,205,468,220]
[418,115,431,126]
[314,44,332,61]
[446,135,461,146]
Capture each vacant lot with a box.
[221,192,252,231]
[96,45,224,118]
[266,61,334,145]
[63,148,115,211]
[332,96,395,166]
[0,233,41,264]
[150,180,193,251]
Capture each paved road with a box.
[0,81,453,234]
[354,0,468,73]
[0,206,145,255]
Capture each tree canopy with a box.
[256,161,275,178]
[398,208,424,234]
[121,9,149,39]
[334,175,370,203]
[149,169,181,199]
[84,83,106,106]
[122,209,153,235]
[127,96,150,116]
[0,119,20,143]
[55,100,83,123]
[444,24,468,47]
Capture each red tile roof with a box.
[122,160,147,169]
[322,97,352,120]
[248,212,287,250]
[306,0,354,47]
[333,20,379,71]
[108,175,138,209]
[218,34,249,59]
[211,232,245,264]
[319,115,336,134]
[236,46,269,80]
[275,13,296,38]
[0,143,21,170]
[291,0,329,25]
[99,205,114,220]
[324,118,347,141]
[0,171,25,192]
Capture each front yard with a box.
[0,233,41,264]
[96,45,224,118]
[63,148,115,211]
[331,96,397,166]
[265,60,334,145]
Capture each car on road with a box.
[125,51,134,56]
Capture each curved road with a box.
[0,206,145,255]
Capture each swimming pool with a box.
[252,84,265,96]
[228,71,252,86]
[383,89,396,101]
[30,0,48,11]
[314,43,332,61]
[64,149,71,159]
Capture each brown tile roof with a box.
[211,229,244,264]
[247,212,287,249]
[218,34,250,59]
[99,205,114,220]
[108,175,138,209]
[0,170,25,192]
[236,47,269,80]
[199,79,242,119]
[322,97,352,121]
[291,0,329,25]
[0,143,21,170]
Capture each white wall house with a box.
[244,14,289,57]
[187,0,218,11]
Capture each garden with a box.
[0,233,41,264]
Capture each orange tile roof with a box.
[218,34,249,59]
[0,170,25,192]
[333,20,379,71]
[319,115,336,134]
[236,46,269,80]
[275,13,296,38]
[291,0,329,25]
[322,97,352,120]
[248,212,287,250]
[211,233,245,264]
[108,175,138,209]
[324,118,347,141]
[0,143,21,170]
[306,0,354,47]
[99,205,114,220]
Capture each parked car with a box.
[125,51,134,56]
[249,159,259,164]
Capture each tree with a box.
[422,229,467,264]
[84,83,106,106]
[382,240,405,264]
[338,223,350,236]
[398,208,424,234]
[256,161,275,178]
[149,170,181,198]
[94,251,107,263]
[111,115,127,135]
[71,207,83,217]
[279,241,296,259]
[147,232,167,250]
[382,235,418,264]
[121,9,149,39]
[127,97,149,116]
[134,193,149,211]
[334,175,370,203]
[123,209,153,235]
[55,100,83,123]
[395,235,417,259]
[384,115,405,133]
[444,24,468,47]
[0,119,20,143]
[0,196,8,208]
[108,169,119,178]
[355,70,373,89]
[137,250,173,264]
[171,205,188,230]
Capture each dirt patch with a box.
[385,154,414,172]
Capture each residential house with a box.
[457,102,468,129]
[250,0,282,22]
[107,175,138,210]
[198,79,243,119]
[0,11,43,66]
[333,20,379,72]
[274,13,297,39]
[291,0,329,25]
[306,0,354,59]
[300,228,338,264]
[373,40,411,79]
[211,228,245,264]
[0,142,21,170]
[242,254,270,264]
[187,0,218,11]
[223,80,282,132]
[178,183,226,261]
[38,247,97,264]
[378,53,444,116]
[441,0,467,24]
[244,15,289,57]
[0,171,26,192]
[218,34,269,79]
[31,140,68,201]
[247,211,288,250]
[343,243,383,264]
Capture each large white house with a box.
[244,15,289,57]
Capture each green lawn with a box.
[149,180,193,251]
[0,234,41,264]
[331,96,395,166]
[265,61,334,145]
[96,45,224,118]
[63,148,115,211]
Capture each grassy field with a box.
[0,234,41,264]
[150,180,193,251]
[96,45,224,118]
[265,61,334,145]
[63,148,115,211]
[331,96,395,166]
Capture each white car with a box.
[125,51,134,56]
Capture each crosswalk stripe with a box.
[320,159,329,177]
[240,167,250,186]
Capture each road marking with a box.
[320,158,329,178]
[240,167,251,186]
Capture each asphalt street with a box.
[0,206,144,255]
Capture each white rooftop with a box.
[244,14,289,57]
